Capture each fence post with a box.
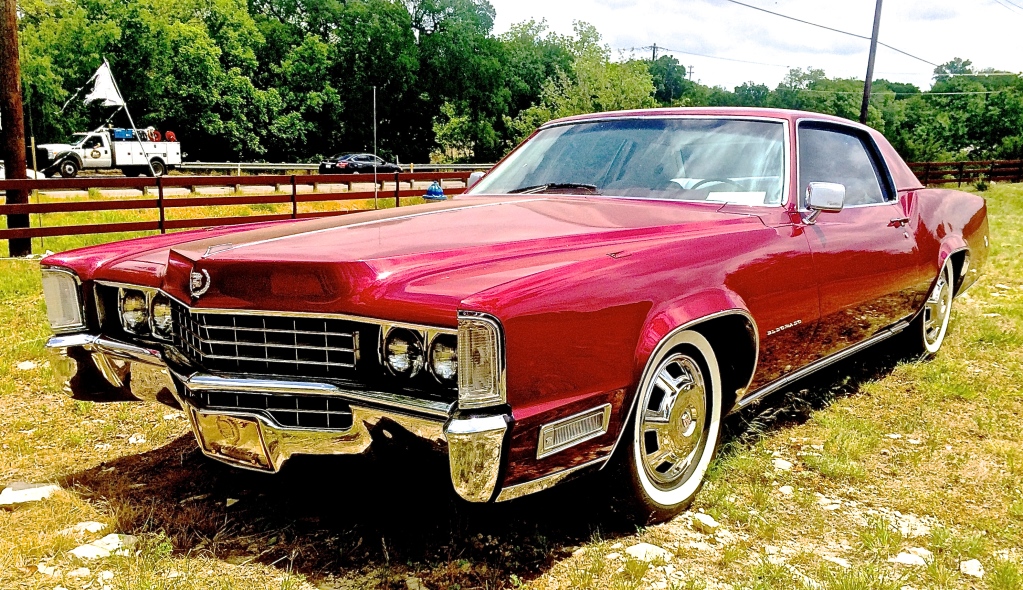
[958,162,965,187]
[394,171,400,207]
[291,175,297,219]
[923,162,931,186]
[157,176,165,234]
[1017,160,1023,183]
[989,161,996,183]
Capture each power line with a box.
[719,0,938,66]
[635,45,790,68]
[991,0,1023,13]
[798,89,1008,96]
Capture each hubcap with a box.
[923,270,951,347]
[640,353,707,489]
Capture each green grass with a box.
[1,182,1022,588]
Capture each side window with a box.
[798,125,889,207]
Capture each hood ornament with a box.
[190,268,211,298]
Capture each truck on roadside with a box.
[32,127,181,178]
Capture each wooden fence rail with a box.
[0,171,472,242]
[907,160,1023,187]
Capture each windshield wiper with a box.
[508,183,600,195]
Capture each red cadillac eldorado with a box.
[41,108,988,523]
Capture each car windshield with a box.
[470,118,786,206]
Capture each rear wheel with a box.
[59,158,79,178]
[147,160,166,177]
[908,259,954,358]
[615,331,722,523]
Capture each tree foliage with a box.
[13,2,1023,164]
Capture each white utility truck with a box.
[34,127,181,178]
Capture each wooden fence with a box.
[0,171,472,242]
[908,160,1023,187]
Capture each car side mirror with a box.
[805,182,845,224]
[467,171,485,189]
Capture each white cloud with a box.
[489,0,1023,90]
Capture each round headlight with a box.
[429,336,458,383]
[151,294,173,340]
[119,289,150,334]
[384,329,424,377]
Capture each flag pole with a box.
[373,85,378,210]
[104,58,155,176]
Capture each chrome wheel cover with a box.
[923,267,952,348]
[639,353,708,489]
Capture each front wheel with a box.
[147,160,166,177]
[614,330,722,523]
[907,259,954,358]
[59,158,79,178]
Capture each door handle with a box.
[889,217,910,228]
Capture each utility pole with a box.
[651,43,658,62]
[0,0,31,256]
[860,0,883,124]
[688,65,694,81]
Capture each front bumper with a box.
[47,334,509,502]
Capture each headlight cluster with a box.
[118,287,173,340]
[41,267,85,333]
[456,312,505,409]
[382,328,458,385]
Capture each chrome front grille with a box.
[184,389,354,430]
[172,302,361,378]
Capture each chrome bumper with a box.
[47,334,509,502]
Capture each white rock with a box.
[99,570,114,581]
[92,533,137,552]
[692,513,720,534]
[959,559,985,578]
[687,541,715,552]
[778,486,794,496]
[94,443,112,451]
[127,434,146,445]
[821,555,850,568]
[0,482,60,507]
[772,458,793,471]
[60,521,106,535]
[886,433,902,439]
[405,577,429,590]
[610,542,624,549]
[37,562,57,576]
[69,544,110,560]
[907,439,921,445]
[67,567,91,578]
[764,545,780,555]
[625,543,673,562]
[162,413,184,420]
[907,547,933,561]
[226,498,239,507]
[605,552,622,561]
[167,570,183,579]
[889,552,927,567]
[16,360,38,370]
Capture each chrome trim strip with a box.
[734,320,909,411]
[94,280,458,336]
[41,266,88,335]
[47,333,165,366]
[536,403,612,459]
[184,374,455,419]
[496,457,607,502]
[603,309,759,468]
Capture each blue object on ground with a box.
[423,181,446,201]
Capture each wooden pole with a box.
[0,0,31,256]
[859,0,883,125]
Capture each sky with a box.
[488,0,1023,91]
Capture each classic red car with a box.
[41,108,987,522]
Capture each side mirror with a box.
[805,182,845,224]
[467,171,485,189]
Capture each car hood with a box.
[55,196,759,326]
[38,143,77,153]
